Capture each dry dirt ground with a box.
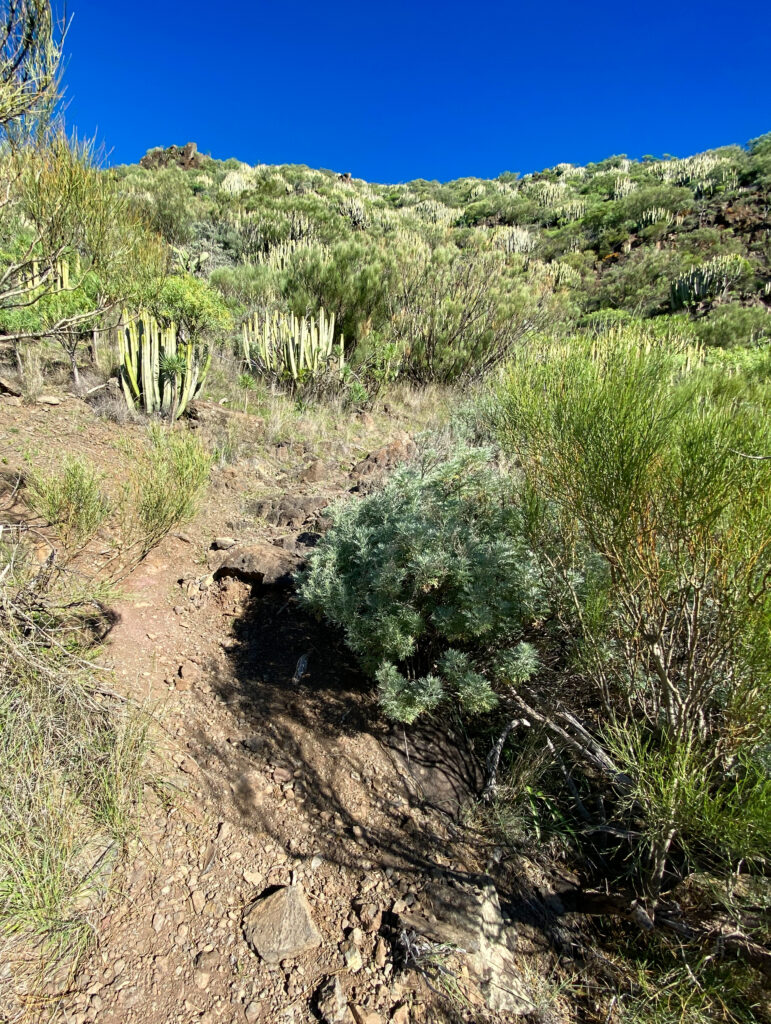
[0,392,575,1024]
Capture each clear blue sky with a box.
[61,0,771,183]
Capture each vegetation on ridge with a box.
[0,2,769,1021]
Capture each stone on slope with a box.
[212,542,300,585]
[243,885,321,964]
[315,975,351,1023]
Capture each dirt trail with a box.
[1,396,561,1024]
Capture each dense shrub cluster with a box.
[300,446,545,722]
[300,323,771,1017]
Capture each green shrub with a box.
[120,426,211,560]
[694,302,771,348]
[299,446,546,723]
[495,324,771,891]
[385,246,554,382]
[25,458,111,552]
[0,546,149,980]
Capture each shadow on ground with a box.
[195,586,577,969]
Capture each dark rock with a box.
[350,436,416,490]
[140,142,202,171]
[0,375,22,397]
[247,495,330,530]
[243,885,321,964]
[315,975,351,1023]
[299,459,328,484]
[397,879,534,1015]
[212,543,300,586]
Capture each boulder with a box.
[299,459,328,484]
[0,375,22,397]
[212,536,237,550]
[350,436,416,489]
[212,543,300,585]
[140,142,202,171]
[249,495,330,530]
[243,885,321,964]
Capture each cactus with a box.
[670,254,749,310]
[118,312,211,419]
[494,226,536,255]
[241,308,344,384]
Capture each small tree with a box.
[152,273,232,346]
[0,0,61,135]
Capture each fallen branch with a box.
[482,716,529,802]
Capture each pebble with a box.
[341,941,363,973]
[194,970,211,990]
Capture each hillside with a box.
[114,136,771,360]
[1,44,770,1024]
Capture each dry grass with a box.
[0,547,150,1018]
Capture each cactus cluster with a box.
[255,238,326,272]
[412,199,457,225]
[613,175,638,199]
[338,196,368,230]
[639,206,685,229]
[494,226,536,255]
[670,254,749,309]
[553,198,587,223]
[241,308,344,383]
[118,312,210,419]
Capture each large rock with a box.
[0,375,22,397]
[140,141,202,171]
[398,879,533,1016]
[350,436,416,490]
[249,494,330,529]
[243,885,321,964]
[212,542,300,585]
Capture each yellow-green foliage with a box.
[241,307,344,383]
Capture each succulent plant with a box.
[118,312,210,418]
[241,308,344,384]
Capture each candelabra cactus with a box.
[118,312,211,419]
[670,254,750,310]
[241,308,344,384]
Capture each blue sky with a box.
[61,0,771,183]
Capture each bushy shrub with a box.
[25,458,111,552]
[299,446,546,723]
[119,426,211,560]
[694,301,771,348]
[385,246,555,382]
[496,325,771,890]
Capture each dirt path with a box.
[1,395,559,1024]
[46,410,513,1024]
